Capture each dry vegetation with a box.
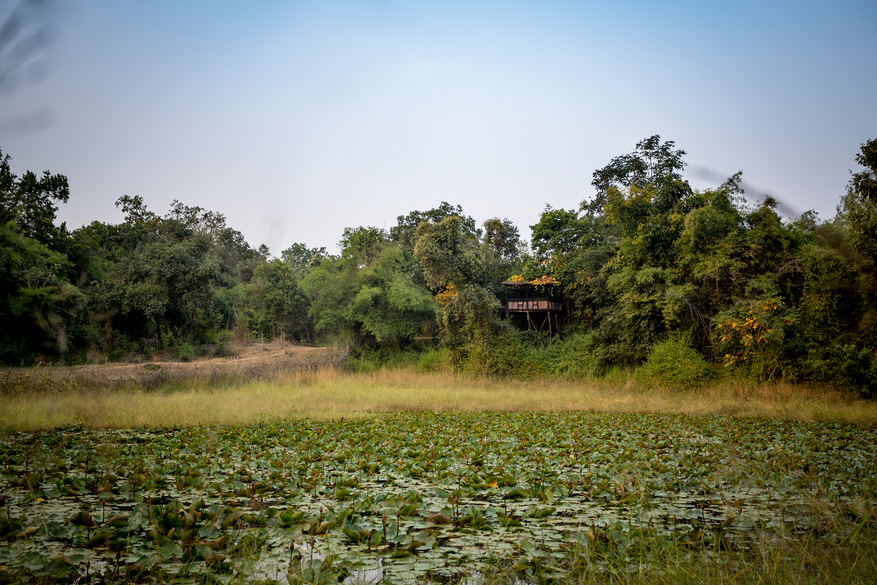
[1,343,875,432]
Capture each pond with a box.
[1,412,875,583]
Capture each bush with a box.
[800,343,877,397]
[638,336,716,389]
[346,345,426,371]
[214,330,235,357]
[345,357,379,373]
[461,327,541,378]
[593,343,637,374]
[176,342,196,362]
[415,347,452,373]
[713,288,799,380]
[533,333,598,379]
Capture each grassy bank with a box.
[2,365,876,431]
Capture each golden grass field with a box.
[3,361,876,431]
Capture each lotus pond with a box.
[1,412,875,583]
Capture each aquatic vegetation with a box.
[0,412,875,583]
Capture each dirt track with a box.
[10,341,335,379]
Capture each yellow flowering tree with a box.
[714,290,798,380]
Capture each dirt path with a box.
[14,340,333,377]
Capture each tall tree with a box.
[242,259,310,342]
[840,138,877,264]
[391,202,481,249]
[340,226,389,267]
[0,148,70,250]
[482,217,520,262]
[281,242,328,275]
[585,135,687,215]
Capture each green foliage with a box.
[303,244,435,347]
[529,207,602,261]
[604,179,702,270]
[340,226,389,266]
[675,189,744,308]
[347,247,435,344]
[390,201,480,248]
[637,335,716,388]
[713,281,799,380]
[526,332,598,378]
[0,227,87,363]
[797,342,877,397]
[461,325,539,377]
[2,139,877,393]
[281,242,328,274]
[413,209,528,373]
[176,341,196,362]
[586,134,687,214]
[599,266,697,363]
[414,347,452,373]
[413,215,483,290]
[433,284,500,360]
[482,217,520,262]
[346,345,431,372]
[0,148,71,251]
[97,219,223,342]
[840,138,877,263]
[240,259,310,342]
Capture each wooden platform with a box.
[507,299,561,312]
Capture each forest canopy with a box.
[1,138,875,395]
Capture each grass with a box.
[1,357,875,584]
[481,522,877,585]
[2,363,876,431]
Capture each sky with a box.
[2,0,876,256]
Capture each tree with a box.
[840,138,877,264]
[391,202,481,249]
[413,214,515,367]
[585,135,687,215]
[480,217,523,294]
[346,246,435,345]
[242,259,310,342]
[281,242,327,274]
[0,226,86,363]
[340,226,389,266]
[97,215,222,345]
[413,215,483,290]
[115,195,158,225]
[675,177,746,308]
[0,148,70,250]
[482,217,520,262]
[301,242,435,346]
[530,206,608,261]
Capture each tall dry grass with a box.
[2,362,876,431]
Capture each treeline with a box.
[1,137,875,395]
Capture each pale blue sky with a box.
[2,0,876,254]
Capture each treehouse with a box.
[502,277,562,335]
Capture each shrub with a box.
[800,343,877,397]
[638,336,716,389]
[345,357,379,373]
[593,343,637,374]
[214,330,235,358]
[415,347,452,373]
[535,333,598,379]
[176,342,196,362]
